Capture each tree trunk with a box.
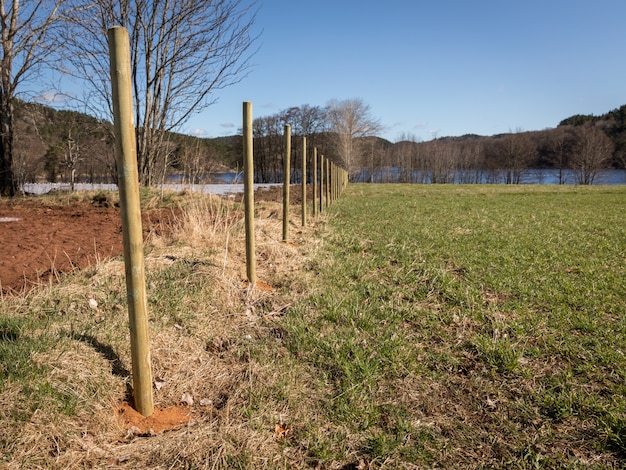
[0,95,18,197]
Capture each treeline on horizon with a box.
[12,100,626,187]
[230,103,626,185]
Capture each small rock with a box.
[181,392,194,406]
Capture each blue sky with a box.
[182,1,625,141]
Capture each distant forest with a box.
[365,106,626,185]
[13,100,626,187]
[13,100,240,188]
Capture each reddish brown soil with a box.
[117,402,195,435]
[0,198,176,295]
[0,185,305,295]
[255,184,313,204]
[0,190,297,433]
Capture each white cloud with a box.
[220,123,235,129]
[190,128,207,136]
[35,91,71,104]
[427,129,441,139]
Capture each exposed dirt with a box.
[254,184,315,204]
[117,402,196,435]
[0,185,307,295]
[0,198,177,295]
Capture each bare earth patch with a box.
[117,402,195,435]
[0,188,329,468]
[0,198,176,295]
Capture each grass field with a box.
[282,184,626,468]
[1,184,625,468]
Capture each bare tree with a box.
[545,126,575,184]
[571,125,614,185]
[60,0,258,185]
[325,98,380,176]
[0,0,65,196]
[281,105,327,145]
[488,132,536,184]
[424,140,455,183]
[279,104,327,183]
[62,128,78,190]
[14,101,49,186]
[253,113,282,182]
[456,140,484,184]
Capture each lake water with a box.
[21,169,625,196]
[353,168,626,185]
[23,182,282,197]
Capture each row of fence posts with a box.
[108,26,347,417]
[280,122,347,239]
[246,104,348,278]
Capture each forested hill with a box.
[559,104,626,129]
[13,100,237,185]
[558,104,626,156]
[431,104,626,153]
[12,100,626,185]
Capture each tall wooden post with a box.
[330,163,337,202]
[282,124,291,242]
[325,158,330,208]
[319,154,324,213]
[330,163,333,202]
[329,161,333,203]
[312,147,318,217]
[330,163,335,202]
[301,136,307,226]
[243,102,256,285]
[108,26,153,417]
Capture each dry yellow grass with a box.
[0,191,328,468]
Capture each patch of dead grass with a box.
[0,193,328,468]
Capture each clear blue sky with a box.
[181,0,626,142]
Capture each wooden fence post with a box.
[282,124,291,242]
[312,147,318,217]
[332,163,338,202]
[319,154,324,213]
[243,102,256,285]
[301,136,307,226]
[325,158,330,208]
[331,162,335,202]
[329,161,333,203]
[107,26,153,417]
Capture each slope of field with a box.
[0,185,625,468]
[281,184,626,467]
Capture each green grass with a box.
[1,185,625,468]
[280,184,626,467]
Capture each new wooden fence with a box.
[107,26,346,418]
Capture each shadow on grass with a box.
[71,332,130,378]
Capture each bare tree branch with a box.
[59,0,258,184]
[326,98,381,174]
